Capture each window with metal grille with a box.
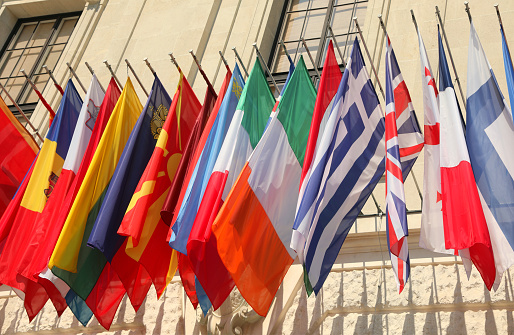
[0,12,81,119]
[269,0,368,92]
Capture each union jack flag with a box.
[384,35,424,292]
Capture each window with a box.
[0,12,81,118]
[269,0,368,91]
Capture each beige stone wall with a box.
[2,0,514,334]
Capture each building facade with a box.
[0,0,514,333]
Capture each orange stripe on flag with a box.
[212,164,294,316]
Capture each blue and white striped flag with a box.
[466,22,514,290]
[294,38,386,294]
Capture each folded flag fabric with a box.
[294,38,385,295]
[162,74,225,312]
[0,96,39,216]
[466,22,514,290]
[161,83,219,227]
[187,59,276,311]
[291,41,342,292]
[0,79,83,319]
[417,28,453,255]
[88,74,172,261]
[212,56,316,316]
[14,75,105,283]
[118,73,200,298]
[49,78,142,328]
[169,65,244,257]
[384,34,411,293]
[438,29,496,289]
[27,78,120,327]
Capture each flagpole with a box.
[494,4,514,66]
[189,49,215,92]
[379,14,423,201]
[301,38,321,81]
[328,25,346,67]
[84,62,105,93]
[232,47,249,79]
[103,60,123,89]
[219,51,231,72]
[65,62,87,94]
[253,43,281,96]
[20,69,56,119]
[143,58,156,75]
[42,65,64,95]
[0,81,44,143]
[125,59,149,98]
[434,7,467,109]
[464,1,472,23]
[279,40,295,67]
[168,53,183,74]
[353,17,385,100]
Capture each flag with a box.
[187,59,276,311]
[212,56,316,316]
[416,28,453,255]
[49,78,142,328]
[13,75,104,283]
[294,39,385,295]
[88,75,172,260]
[86,75,173,311]
[466,22,514,290]
[118,73,200,298]
[384,35,410,293]
[169,65,244,257]
[161,83,219,227]
[501,26,514,116]
[166,65,243,310]
[0,96,39,216]
[438,29,496,289]
[0,79,83,319]
[161,75,222,311]
[291,41,342,288]
[1,75,103,322]
[28,78,120,327]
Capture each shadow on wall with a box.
[289,263,514,335]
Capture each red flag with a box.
[0,96,39,217]
[118,74,201,298]
[160,82,219,308]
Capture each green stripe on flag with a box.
[52,185,110,300]
[239,60,276,148]
[276,56,316,167]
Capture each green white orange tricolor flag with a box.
[212,57,316,316]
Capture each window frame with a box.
[0,11,82,117]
